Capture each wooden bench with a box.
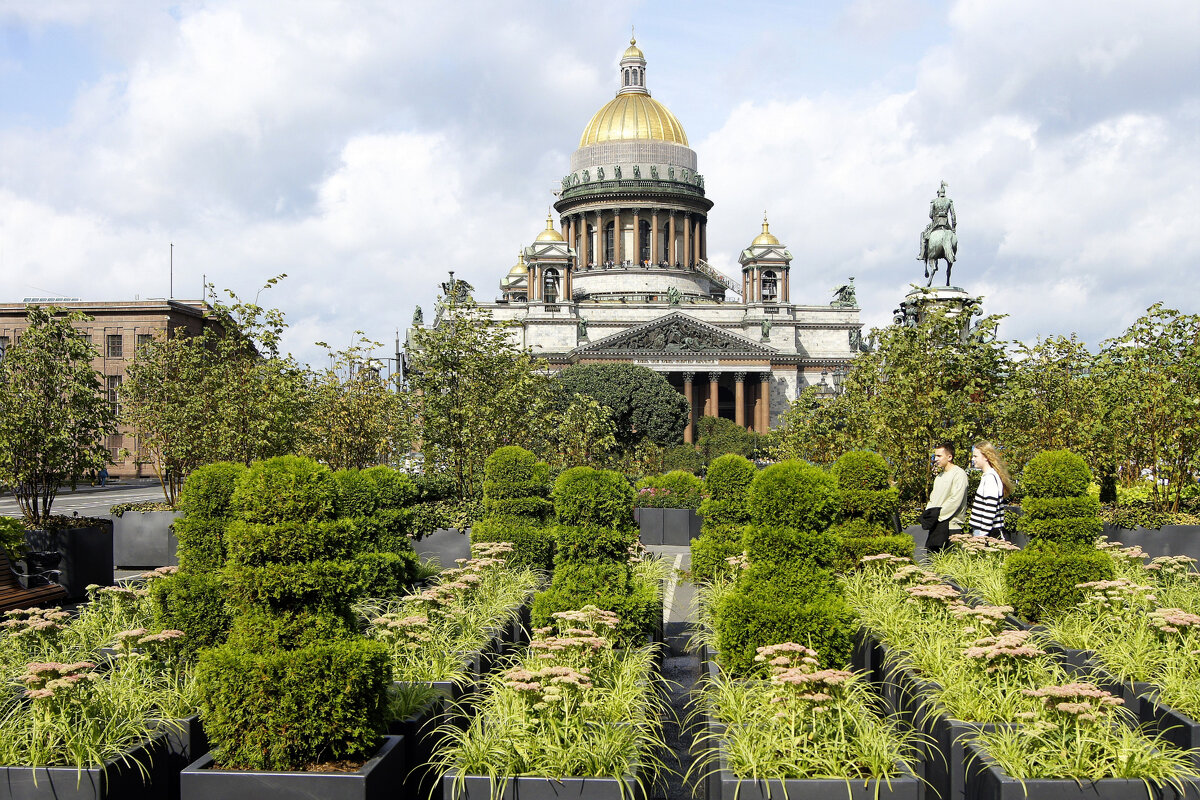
[1,551,67,612]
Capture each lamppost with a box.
[821,366,848,397]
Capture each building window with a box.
[762,271,778,301]
[543,269,559,303]
[604,222,615,263]
[137,333,154,351]
[107,374,122,417]
[106,334,123,358]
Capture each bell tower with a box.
[738,214,791,304]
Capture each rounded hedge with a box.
[178,462,246,519]
[173,516,228,573]
[698,498,748,528]
[713,589,856,676]
[484,496,554,521]
[232,456,339,524]
[471,516,556,572]
[1021,450,1092,499]
[483,446,551,501]
[1021,495,1101,521]
[1004,541,1115,622]
[1014,516,1103,547]
[332,469,379,519]
[360,466,417,509]
[224,520,359,567]
[832,451,891,492]
[689,525,744,584]
[838,488,900,524]
[553,524,638,566]
[748,460,837,531]
[149,571,231,660]
[704,454,757,504]
[743,524,839,571]
[553,467,634,529]
[531,562,658,645]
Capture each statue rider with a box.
[918,181,956,261]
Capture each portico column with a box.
[683,371,695,444]
[632,207,641,264]
[651,210,659,264]
[734,372,746,428]
[561,217,569,241]
[614,208,623,264]
[683,213,691,267]
[759,373,771,431]
[708,371,719,417]
[694,217,702,263]
[668,212,677,265]
[595,211,603,263]
[568,217,576,256]
[782,269,789,302]
[701,220,707,261]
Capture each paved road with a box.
[0,483,167,519]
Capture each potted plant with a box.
[109,501,180,569]
[633,470,703,546]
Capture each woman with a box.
[969,441,1015,539]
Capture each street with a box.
[0,482,167,519]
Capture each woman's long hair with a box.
[974,441,1015,497]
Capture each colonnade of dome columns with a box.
[560,208,707,269]
[676,370,770,442]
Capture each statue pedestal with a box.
[894,285,981,328]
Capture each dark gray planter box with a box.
[635,508,664,545]
[1100,524,1200,561]
[962,740,1177,800]
[445,771,644,800]
[164,715,207,800]
[0,731,168,799]
[414,527,472,568]
[1140,694,1200,763]
[388,696,445,799]
[913,700,996,800]
[24,521,114,600]
[181,735,404,800]
[636,508,702,546]
[113,510,181,569]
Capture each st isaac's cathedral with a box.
[420,38,863,439]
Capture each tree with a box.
[696,415,764,463]
[300,335,412,470]
[405,283,552,499]
[0,306,116,524]
[555,363,689,448]
[548,393,619,471]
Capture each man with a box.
[925,442,967,553]
[918,181,957,261]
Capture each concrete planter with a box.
[164,715,208,800]
[414,527,472,568]
[181,735,404,800]
[962,741,1176,800]
[1139,694,1200,764]
[445,771,644,800]
[113,510,181,569]
[0,731,168,800]
[635,508,702,546]
[24,521,114,600]
[1100,524,1200,561]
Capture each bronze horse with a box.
[924,228,958,287]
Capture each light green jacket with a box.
[927,463,969,530]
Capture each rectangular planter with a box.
[1100,524,1200,561]
[1140,694,1200,763]
[113,510,181,569]
[962,740,1177,800]
[164,715,207,800]
[635,508,702,546]
[388,696,446,799]
[23,522,114,600]
[914,700,995,800]
[444,771,644,800]
[636,508,664,546]
[181,735,404,800]
[0,732,168,800]
[414,528,472,568]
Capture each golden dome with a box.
[579,93,688,147]
[534,215,565,242]
[623,30,644,60]
[752,214,780,246]
[508,252,527,277]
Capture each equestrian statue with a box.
[918,181,958,286]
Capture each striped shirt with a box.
[969,470,1005,535]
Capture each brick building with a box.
[0,298,211,478]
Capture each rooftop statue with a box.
[918,181,958,287]
[831,278,858,308]
[412,305,423,326]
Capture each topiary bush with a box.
[530,562,659,644]
[714,586,856,676]
[361,465,418,509]
[828,450,906,572]
[689,525,745,583]
[177,462,246,520]
[231,455,340,525]
[332,469,379,519]
[149,571,232,661]
[748,460,838,531]
[553,467,634,529]
[470,516,555,572]
[1005,449,1112,623]
[690,454,757,583]
[830,450,891,492]
[483,446,552,509]
[173,517,229,574]
[471,446,555,568]
[634,470,704,509]
[704,454,757,505]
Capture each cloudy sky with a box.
[2,0,1197,368]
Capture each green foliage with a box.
[108,501,174,517]
[178,461,246,519]
[713,588,856,675]
[1021,450,1092,498]
[1021,495,1102,520]
[696,415,764,463]
[482,446,552,520]
[747,460,838,531]
[633,470,704,509]
[553,525,637,566]
[471,516,556,572]
[553,467,634,529]
[831,450,892,491]
[149,571,232,660]
[224,520,359,566]
[662,444,705,474]
[555,363,689,447]
[173,516,229,572]
[831,530,915,573]
[361,465,417,508]
[231,455,339,524]
[743,524,839,571]
[690,525,744,583]
[530,562,658,645]
[837,488,900,525]
[1100,502,1200,530]
[415,472,456,502]
[546,393,620,471]
[1014,516,1104,547]
[1004,542,1115,622]
[332,469,379,518]
[705,454,757,502]
[196,640,390,771]
[0,305,116,524]
[0,516,28,561]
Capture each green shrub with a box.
[704,454,756,504]
[831,450,891,492]
[482,446,551,502]
[838,488,900,525]
[553,525,637,566]
[332,469,379,518]
[662,445,705,474]
[1021,495,1101,521]
[353,507,416,554]
[470,516,556,572]
[697,415,763,462]
[224,520,359,567]
[232,456,339,524]
[409,500,453,538]
[531,562,657,645]
[713,588,856,676]
[747,460,837,531]
[832,530,915,573]
[1021,450,1092,498]
[196,639,390,771]
[177,462,246,519]
[689,526,744,583]
[742,525,839,571]
[484,497,554,521]
[414,473,456,502]
[553,467,634,529]
[1004,542,1115,622]
[361,466,418,509]
[108,501,174,517]
[173,516,228,572]
[634,470,704,509]
[698,498,747,527]
[0,516,26,561]
[1014,516,1103,547]
[149,571,232,660]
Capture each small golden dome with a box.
[623,31,644,60]
[752,214,780,246]
[580,93,688,147]
[508,252,528,277]
[534,215,565,242]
